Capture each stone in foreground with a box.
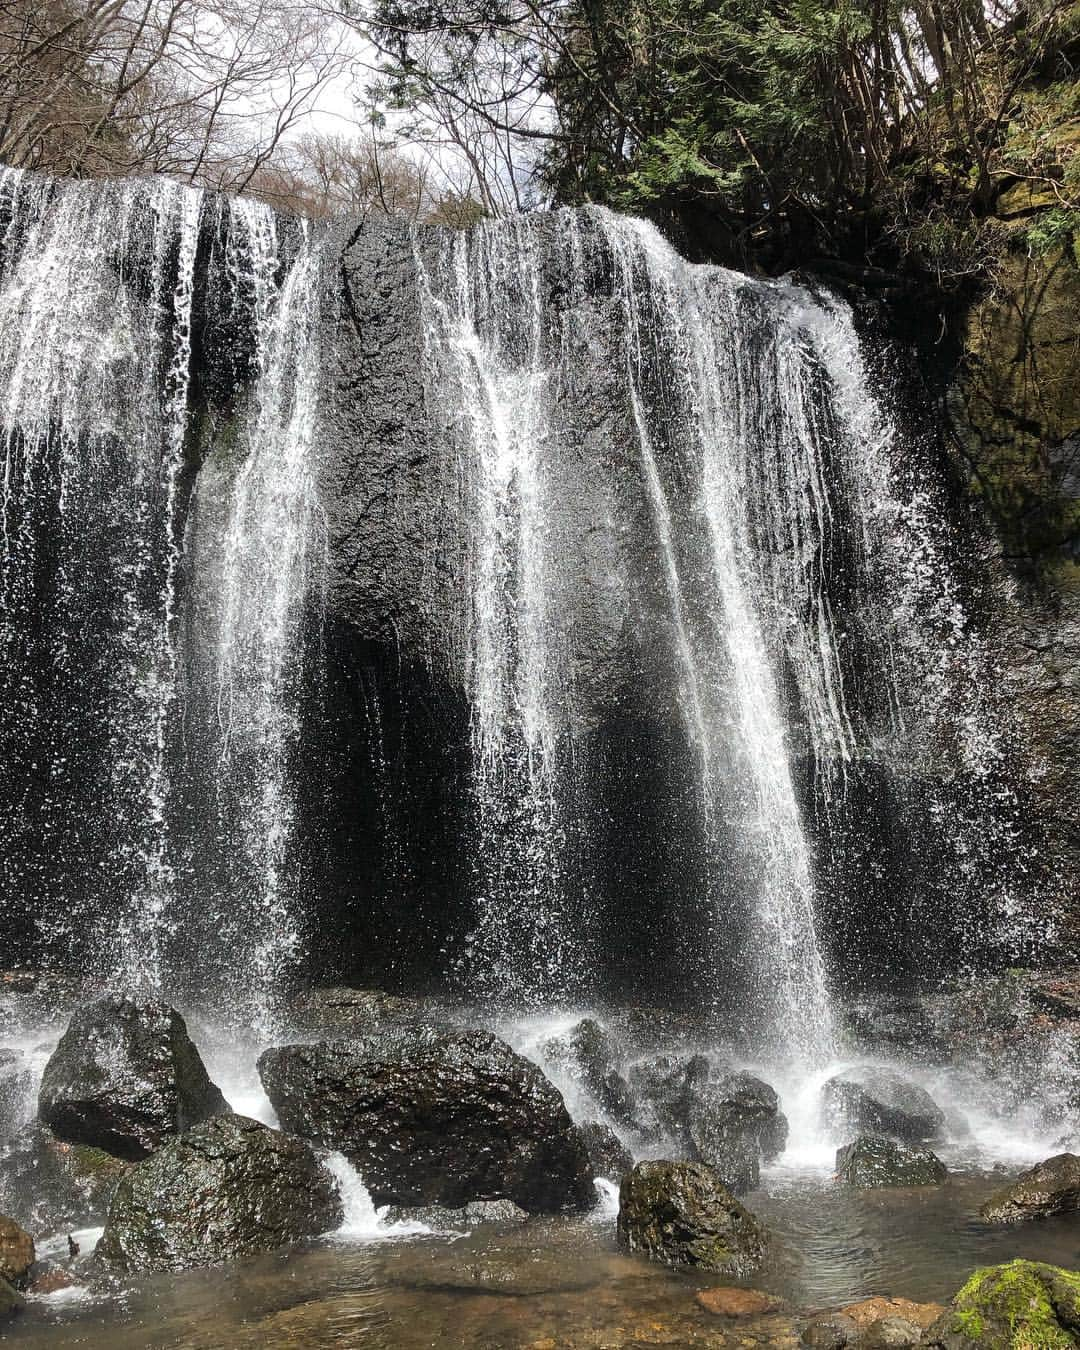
[616,1160,766,1272]
[259,1027,593,1212]
[95,1113,342,1273]
[822,1068,945,1143]
[924,1260,1080,1348]
[0,1122,128,1235]
[38,995,227,1160]
[0,1216,32,1288]
[835,1134,948,1187]
[979,1152,1080,1223]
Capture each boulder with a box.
[687,1071,788,1193]
[822,1069,944,1143]
[0,1052,35,1143]
[861,1317,924,1348]
[979,1152,1080,1223]
[925,1260,1080,1348]
[38,995,227,1160]
[540,1019,626,1115]
[0,1217,32,1288]
[697,1287,782,1317]
[842,1299,946,1334]
[0,1276,23,1319]
[625,1052,711,1145]
[836,1135,948,1188]
[801,1313,860,1348]
[258,1028,593,1212]
[0,1122,128,1235]
[579,1121,633,1182]
[95,1113,343,1274]
[616,1160,767,1273]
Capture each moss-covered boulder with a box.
[616,1159,767,1273]
[0,1216,32,1288]
[96,1113,343,1274]
[0,1122,128,1236]
[836,1134,948,1188]
[925,1260,1080,1348]
[980,1153,1080,1223]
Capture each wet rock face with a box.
[38,995,228,1160]
[95,1113,343,1274]
[616,1159,767,1273]
[925,1259,1080,1348]
[258,1027,594,1212]
[835,1135,948,1188]
[623,1055,787,1193]
[0,1122,128,1236]
[979,1152,1080,1223]
[822,1068,944,1144]
[579,1121,633,1182]
[0,1053,35,1144]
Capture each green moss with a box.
[945,1260,1080,1347]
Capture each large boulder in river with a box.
[979,1153,1080,1223]
[924,1260,1080,1348]
[579,1120,633,1182]
[688,1072,788,1193]
[0,1122,128,1235]
[625,1053,712,1143]
[258,1027,594,1212]
[836,1135,948,1188]
[617,1160,767,1273]
[38,995,227,1160]
[96,1113,342,1274]
[822,1068,944,1143]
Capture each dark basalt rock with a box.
[822,1068,945,1143]
[38,995,228,1161]
[979,1152,1080,1223]
[625,1052,712,1145]
[835,1135,948,1188]
[924,1259,1080,1348]
[0,1052,34,1143]
[0,1122,128,1236]
[687,1071,789,1194]
[383,1198,529,1228]
[617,1159,767,1273]
[258,1027,593,1212]
[95,1113,343,1274]
[287,987,458,1036]
[540,1018,621,1105]
[579,1120,633,1182]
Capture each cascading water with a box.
[0,169,328,1025]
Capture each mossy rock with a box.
[835,1134,948,1188]
[925,1260,1080,1348]
[616,1159,767,1273]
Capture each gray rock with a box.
[579,1120,633,1181]
[384,1198,529,1228]
[38,995,228,1160]
[258,1027,593,1212]
[687,1071,789,1193]
[800,1313,859,1348]
[861,1317,924,1348]
[0,1053,34,1144]
[979,1152,1080,1222]
[540,1018,621,1105]
[625,1052,712,1145]
[822,1069,944,1143]
[835,1135,948,1187]
[616,1159,767,1273]
[95,1113,343,1273]
[0,1122,128,1236]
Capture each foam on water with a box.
[322,1153,434,1242]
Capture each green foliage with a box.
[944,1261,1080,1348]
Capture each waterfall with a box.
[0,170,328,1024]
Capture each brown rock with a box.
[841,1297,944,1331]
[697,1286,781,1317]
[28,1266,78,1296]
[0,1216,33,1288]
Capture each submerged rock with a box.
[579,1120,633,1182]
[383,1198,529,1228]
[258,1027,593,1212]
[96,1113,342,1273]
[697,1286,782,1317]
[979,1152,1080,1223]
[835,1135,948,1187]
[924,1259,1080,1348]
[0,1122,128,1235]
[0,1216,32,1288]
[616,1159,767,1272]
[801,1298,945,1348]
[822,1068,944,1143]
[38,995,228,1160]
